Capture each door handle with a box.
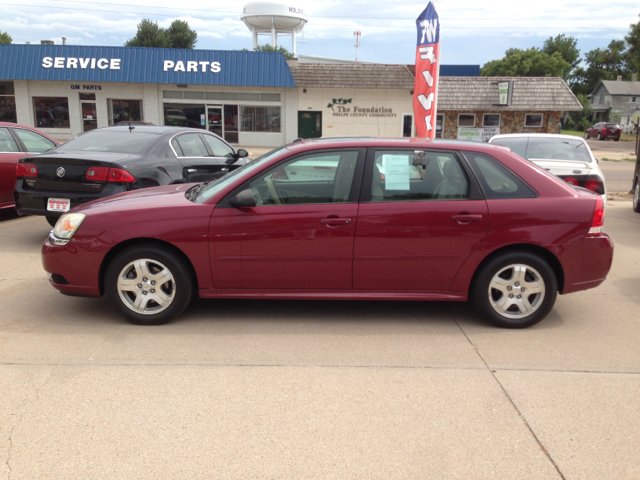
[221,167,229,172]
[452,214,483,224]
[320,217,351,227]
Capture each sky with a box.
[0,0,638,68]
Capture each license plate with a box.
[47,198,70,212]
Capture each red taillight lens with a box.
[86,166,109,181]
[107,168,136,183]
[16,163,38,178]
[587,196,605,236]
[585,176,604,194]
[564,177,579,186]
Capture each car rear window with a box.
[464,152,537,199]
[57,130,160,154]
[604,123,620,129]
[491,137,592,162]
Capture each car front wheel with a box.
[105,244,194,325]
[472,252,558,328]
[584,131,589,139]
[597,133,603,140]
[633,180,640,213]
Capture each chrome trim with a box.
[49,231,69,246]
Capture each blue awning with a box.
[0,45,296,87]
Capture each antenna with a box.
[353,31,361,61]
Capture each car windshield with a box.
[57,130,160,154]
[194,146,290,204]
[492,137,593,163]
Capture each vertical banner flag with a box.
[413,2,440,139]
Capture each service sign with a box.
[498,82,509,105]
[413,2,441,139]
[457,127,500,143]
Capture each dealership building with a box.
[0,44,582,145]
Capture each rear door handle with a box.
[452,214,483,224]
[320,217,351,226]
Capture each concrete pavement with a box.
[0,203,639,479]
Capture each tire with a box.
[597,133,602,140]
[104,244,194,325]
[46,216,58,228]
[614,137,619,142]
[471,251,558,328]
[633,180,640,213]
[584,132,589,139]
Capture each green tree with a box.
[0,31,12,44]
[624,14,640,76]
[541,34,580,79]
[481,48,570,77]
[166,20,197,49]
[254,44,295,59]
[568,93,593,131]
[572,40,628,95]
[125,19,197,49]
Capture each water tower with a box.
[241,2,307,57]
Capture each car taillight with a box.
[86,166,109,181]
[108,168,136,182]
[587,196,605,236]
[16,163,38,178]
[563,177,579,186]
[584,176,604,194]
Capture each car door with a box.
[211,148,365,290]
[171,132,229,183]
[353,148,489,292]
[0,127,25,207]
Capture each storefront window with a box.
[0,81,16,123]
[241,106,280,133]
[33,97,70,128]
[163,103,205,129]
[108,99,143,125]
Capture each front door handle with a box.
[452,214,483,224]
[320,217,351,227]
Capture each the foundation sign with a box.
[328,98,397,118]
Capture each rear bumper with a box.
[14,180,127,217]
[556,234,614,294]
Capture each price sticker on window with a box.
[383,155,410,190]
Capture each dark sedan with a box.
[42,138,613,329]
[15,125,249,226]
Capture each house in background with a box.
[588,74,640,133]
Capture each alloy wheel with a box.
[635,182,640,210]
[488,264,545,319]
[116,259,176,315]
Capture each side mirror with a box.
[229,189,257,208]
[595,158,599,163]
[236,149,248,158]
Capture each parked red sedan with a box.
[585,122,621,141]
[0,122,59,210]
[42,138,613,328]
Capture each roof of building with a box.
[595,80,640,96]
[288,61,582,111]
[0,44,296,87]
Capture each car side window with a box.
[249,150,359,206]
[0,127,19,152]
[171,138,184,157]
[202,135,235,158]
[13,128,56,153]
[175,133,209,157]
[370,150,468,202]
[464,152,537,199]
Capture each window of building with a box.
[163,91,281,102]
[0,81,16,123]
[33,97,70,128]
[402,114,413,137]
[163,103,205,129]
[241,106,280,133]
[483,114,500,127]
[435,114,444,138]
[524,114,543,128]
[239,93,260,101]
[457,114,475,127]
[632,97,637,103]
[261,93,281,102]
[108,99,143,126]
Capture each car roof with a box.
[490,133,587,141]
[285,136,511,153]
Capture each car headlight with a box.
[52,213,86,240]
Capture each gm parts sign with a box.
[412,2,440,139]
[42,56,221,74]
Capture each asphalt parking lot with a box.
[0,201,639,479]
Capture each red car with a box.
[585,122,621,141]
[0,122,59,210]
[42,138,613,328]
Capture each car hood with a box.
[528,158,596,176]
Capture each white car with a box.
[489,133,606,201]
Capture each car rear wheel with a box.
[633,180,640,213]
[46,216,58,228]
[105,244,194,325]
[597,133,602,140]
[472,252,557,328]
[584,132,589,139]
[614,137,619,142]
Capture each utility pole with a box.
[353,31,361,61]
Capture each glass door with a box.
[224,105,238,144]
[207,105,223,137]
[80,93,97,132]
